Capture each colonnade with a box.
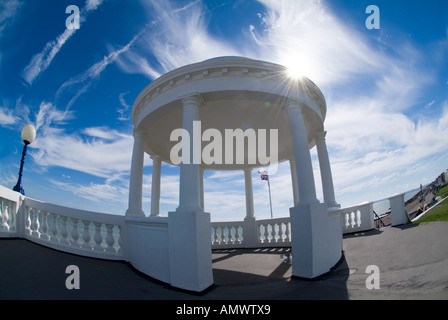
[126,94,339,219]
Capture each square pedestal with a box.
[290,202,342,278]
[168,210,213,292]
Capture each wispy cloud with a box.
[326,102,448,205]
[29,102,136,179]
[240,0,447,207]
[0,0,22,37]
[21,0,105,85]
[31,125,135,179]
[56,31,141,112]
[0,106,18,126]
[249,0,374,83]
[115,0,241,78]
[117,92,132,121]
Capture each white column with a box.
[285,99,318,205]
[243,168,257,247]
[244,169,255,218]
[126,131,145,217]
[177,95,203,212]
[150,155,161,217]
[169,96,212,292]
[289,158,299,206]
[315,131,339,209]
[199,167,205,210]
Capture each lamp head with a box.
[21,124,36,145]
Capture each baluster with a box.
[60,216,69,245]
[274,223,279,243]
[211,227,216,245]
[344,212,350,229]
[285,222,291,242]
[117,225,123,255]
[350,211,356,228]
[8,203,15,232]
[238,226,244,244]
[1,204,9,231]
[214,227,219,244]
[93,222,103,251]
[50,213,59,243]
[258,224,264,243]
[82,220,91,250]
[71,218,80,248]
[220,227,225,244]
[31,209,40,238]
[356,210,362,227]
[24,207,32,236]
[230,226,235,244]
[40,211,50,241]
[279,223,285,243]
[214,227,220,245]
[222,226,228,244]
[234,226,240,244]
[264,224,270,243]
[105,224,115,253]
[218,227,223,244]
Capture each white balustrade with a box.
[1,203,10,232]
[211,217,291,248]
[20,197,124,260]
[331,201,374,234]
[2,184,376,257]
[256,218,291,247]
[0,185,21,237]
[211,221,244,248]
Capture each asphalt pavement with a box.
[1,221,447,300]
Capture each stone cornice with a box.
[132,57,326,126]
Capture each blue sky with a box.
[0,0,447,221]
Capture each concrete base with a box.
[290,202,342,278]
[242,216,258,248]
[125,217,170,283]
[389,193,411,226]
[168,210,213,292]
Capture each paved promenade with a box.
[1,221,447,300]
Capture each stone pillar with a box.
[285,98,342,279]
[177,95,202,212]
[199,167,205,210]
[285,99,318,205]
[150,155,161,217]
[289,158,299,206]
[315,130,339,209]
[243,168,258,247]
[168,94,213,292]
[126,131,145,217]
[244,169,255,219]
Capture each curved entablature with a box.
[132,57,326,129]
[131,56,327,171]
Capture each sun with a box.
[284,59,306,80]
[287,65,305,80]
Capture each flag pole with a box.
[259,169,274,219]
[267,176,273,219]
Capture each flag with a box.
[260,170,268,181]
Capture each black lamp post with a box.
[13,124,36,195]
